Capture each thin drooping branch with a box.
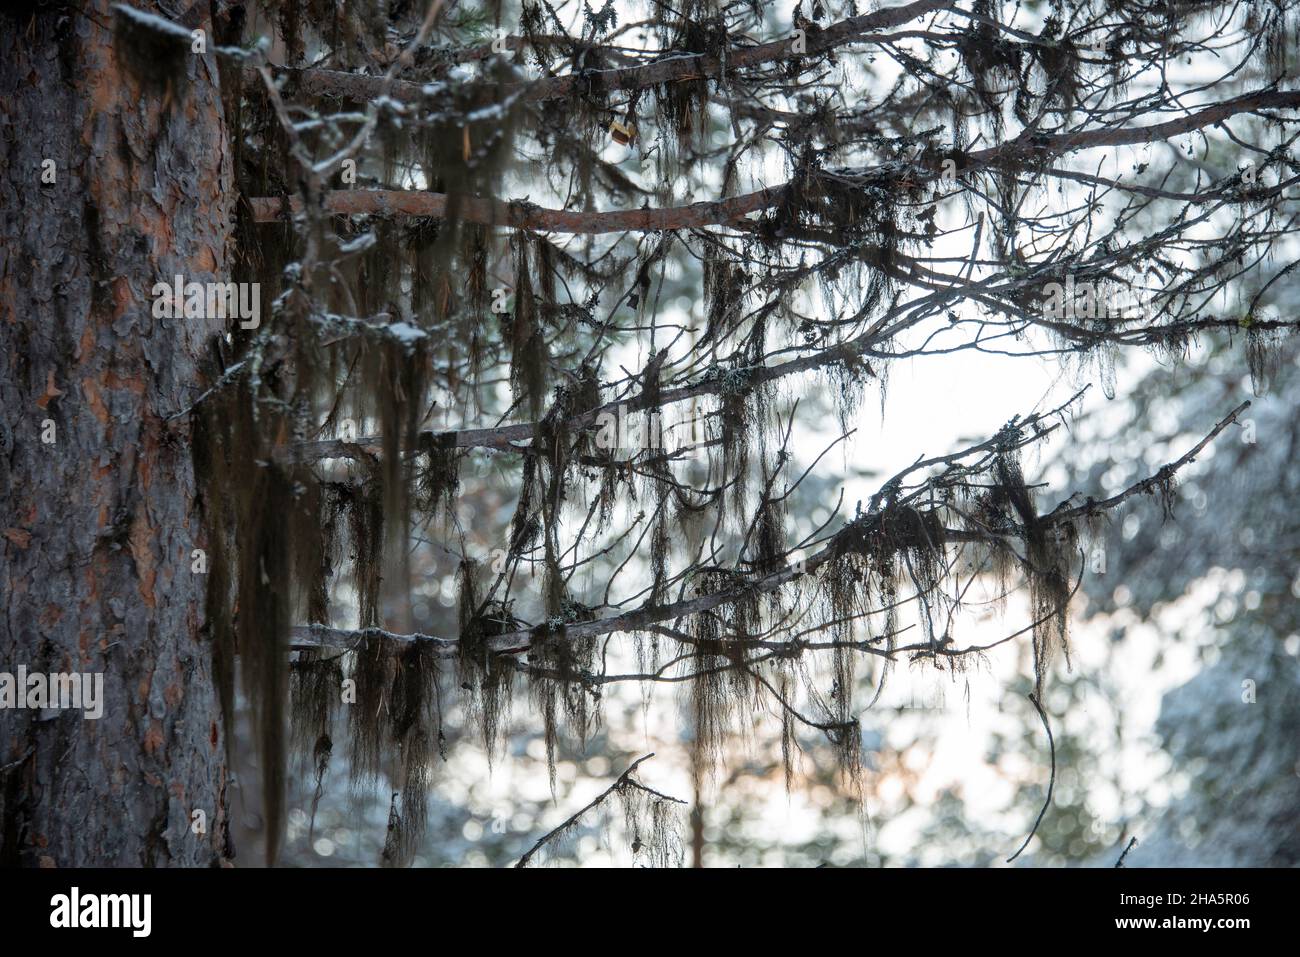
[1006,693,1056,864]
[513,752,684,868]
[1114,836,1140,868]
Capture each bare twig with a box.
[514,753,684,868]
[1115,835,1139,868]
[1007,693,1056,864]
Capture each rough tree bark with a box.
[0,0,231,866]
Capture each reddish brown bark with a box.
[0,0,232,866]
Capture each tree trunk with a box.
[0,0,232,866]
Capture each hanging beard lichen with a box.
[702,242,749,348]
[290,649,341,841]
[456,558,517,760]
[508,233,549,421]
[528,620,599,795]
[992,454,1077,698]
[417,431,461,521]
[195,368,314,865]
[382,639,442,866]
[686,570,761,777]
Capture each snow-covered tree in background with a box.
[1064,336,1300,866]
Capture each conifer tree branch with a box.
[248,88,1300,227]
[283,307,1267,465]
[289,401,1245,659]
[247,0,948,107]
[1043,400,1252,524]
